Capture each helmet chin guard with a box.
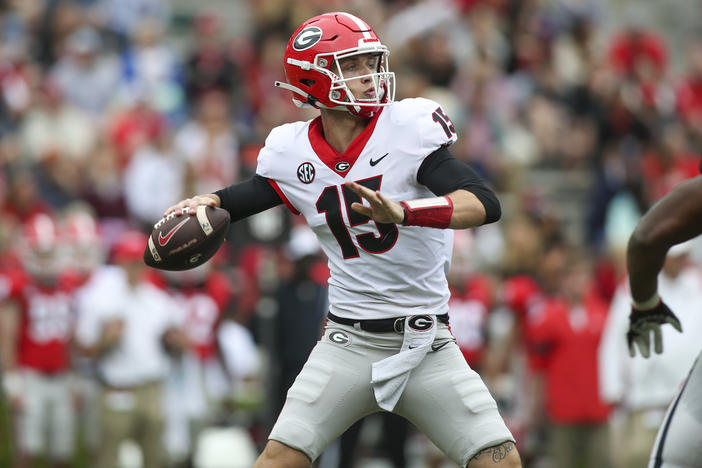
[278,12,395,118]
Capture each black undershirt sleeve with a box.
[417,146,501,224]
[213,174,283,222]
[213,149,499,224]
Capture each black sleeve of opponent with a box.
[417,146,501,224]
[213,174,283,222]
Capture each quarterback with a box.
[166,12,521,468]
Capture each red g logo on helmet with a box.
[293,27,322,51]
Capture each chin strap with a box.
[274,81,326,110]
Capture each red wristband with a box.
[400,196,454,228]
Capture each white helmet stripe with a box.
[337,12,373,40]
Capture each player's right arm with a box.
[626,175,702,357]
[628,175,702,303]
[163,175,283,219]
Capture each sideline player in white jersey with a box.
[165,12,521,468]
[627,174,702,468]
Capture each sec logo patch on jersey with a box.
[297,162,316,183]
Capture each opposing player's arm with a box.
[628,175,702,302]
[626,175,702,357]
[164,175,283,221]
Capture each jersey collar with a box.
[307,108,383,177]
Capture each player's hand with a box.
[163,194,219,217]
[344,181,404,224]
[627,300,682,358]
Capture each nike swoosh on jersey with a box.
[158,218,189,247]
[431,341,450,352]
[369,153,389,166]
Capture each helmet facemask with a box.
[323,47,395,117]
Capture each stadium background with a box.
[1,0,702,466]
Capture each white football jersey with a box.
[257,98,458,320]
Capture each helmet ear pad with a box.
[288,71,340,108]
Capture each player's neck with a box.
[319,109,369,154]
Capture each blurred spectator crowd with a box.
[1,0,702,467]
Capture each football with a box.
[143,205,230,271]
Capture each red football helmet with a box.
[111,230,148,264]
[275,12,395,118]
[20,213,63,279]
[62,208,104,274]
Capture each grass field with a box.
[0,394,92,468]
[1,394,13,467]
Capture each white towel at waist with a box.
[371,315,438,411]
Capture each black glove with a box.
[627,300,682,358]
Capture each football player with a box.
[0,213,78,468]
[159,263,234,465]
[165,12,520,468]
[62,204,105,460]
[73,229,187,468]
[626,175,702,468]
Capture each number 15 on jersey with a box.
[316,175,399,259]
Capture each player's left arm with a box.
[346,146,500,229]
[417,145,500,228]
